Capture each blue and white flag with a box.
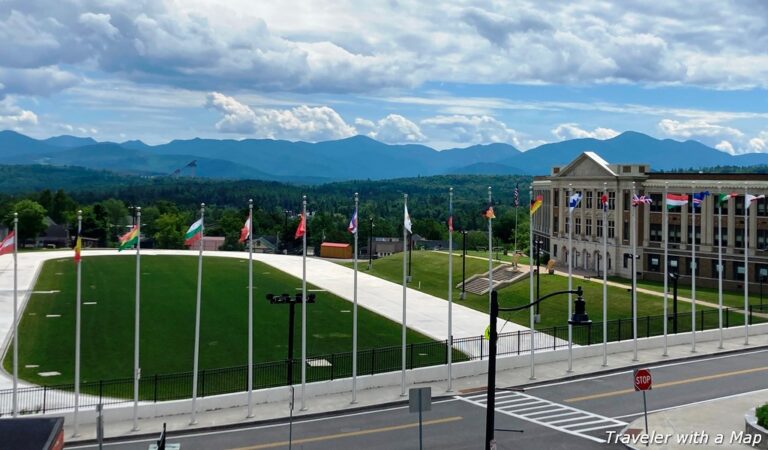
[347,208,358,234]
[692,191,710,207]
[568,193,582,212]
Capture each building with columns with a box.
[532,152,768,293]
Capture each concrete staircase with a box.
[457,264,528,296]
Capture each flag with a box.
[568,193,581,212]
[118,226,139,251]
[74,235,82,263]
[239,216,251,243]
[530,195,543,216]
[184,218,203,246]
[404,204,412,233]
[348,208,358,234]
[666,193,689,208]
[601,193,609,212]
[447,215,453,232]
[0,232,14,256]
[483,206,496,220]
[717,192,738,205]
[295,213,306,239]
[514,185,519,208]
[631,194,652,206]
[692,191,710,207]
[746,194,766,209]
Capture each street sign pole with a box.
[409,387,431,450]
[633,368,652,439]
[643,390,649,438]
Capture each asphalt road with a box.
[67,348,768,450]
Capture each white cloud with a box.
[78,13,119,40]
[420,114,523,147]
[0,98,38,128]
[715,140,735,154]
[552,123,619,141]
[364,114,425,144]
[205,92,356,141]
[658,119,744,139]
[748,132,768,152]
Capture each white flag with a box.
[746,194,765,209]
[404,204,412,233]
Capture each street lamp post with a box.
[267,293,316,386]
[368,217,374,270]
[407,233,413,283]
[461,230,467,300]
[485,287,591,450]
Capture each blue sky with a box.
[2,0,768,154]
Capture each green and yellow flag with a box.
[118,225,139,251]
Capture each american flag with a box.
[692,191,710,207]
[600,194,609,212]
[631,194,652,206]
[514,185,519,208]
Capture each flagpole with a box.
[12,212,18,417]
[447,187,454,392]
[631,182,638,362]
[744,184,749,345]
[564,183,576,373]
[602,183,608,366]
[401,193,408,396]
[691,182,697,353]
[663,183,669,357]
[513,185,519,254]
[717,184,724,349]
[132,207,142,431]
[190,203,204,425]
[301,195,308,411]
[488,186,493,313]
[73,210,82,437]
[529,186,536,380]
[352,193,359,403]
[247,199,254,417]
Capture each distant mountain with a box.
[1,129,767,181]
[43,135,98,148]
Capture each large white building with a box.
[532,152,768,292]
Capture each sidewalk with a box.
[62,327,768,443]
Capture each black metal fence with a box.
[1,306,764,416]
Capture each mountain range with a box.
[1,130,767,182]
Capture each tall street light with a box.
[267,293,316,386]
[461,230,468,300]
[485,287,591,450]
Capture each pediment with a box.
[555,152,617,178]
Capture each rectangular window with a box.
[586,191,593,209]
[597,219,604,237]
[715,224,728,247]
[647,254,660,272]
[650,193,662,212]
[668,224,681,243]
[623,192,630,212]
[687,257,699,276]
[733,261,745,277]
[687,225,702,245]
[757,264,768,281]
[553,245,558,257]
[575,217,582,235]
[758,198,767,217]
[735,228,745,247]
[609,191,616,210]
[586,218,592,236]
[608,220,615,238]
[577,191,584,209]
[735,199,745,216]
[650,223,662,242]
[758,229,768,249]
[596,191,603,210]
[623,219,630,240]
[565,216,570,234]
[669,256,680,273]
[553,189,559,207]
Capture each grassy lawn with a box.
[607,276,764,310]
[4,255,442,389]
[350,252,753,342]
[445,249,530,266]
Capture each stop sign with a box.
[634,368,652,391]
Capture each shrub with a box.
[756,403,768,429]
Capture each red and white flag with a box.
[295,213,306,239]
[0,231,15,256]
[239,216,251,243]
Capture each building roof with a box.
[554,151,618,178]
[321,242,350,248]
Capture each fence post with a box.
[409,343,415,369]
[587,323,592,346]
[331,353,335,380]
[99,380,103,405]
[370,349,375,375]
[201,369,206,398]
[749,306,753,325]
[726,308,730,328]
[154,374,158,403]
[553,326,558,350]
[517,330,521,355]
[701,310,705,330]
[43,386,47,414]
[444,340,449,365]
[647,316,651,338]
[618,318,622,341]
[480,337,484,361]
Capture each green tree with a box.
[51,189,76,224]
[6,200,47,243]
[153,213,186,249]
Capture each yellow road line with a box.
[229,416,463,449]
[565,366,768,403]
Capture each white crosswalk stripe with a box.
[459,391,626,443]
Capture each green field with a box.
[608,276,765,310]
[4,255,440,387]
[353,252,751,335]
